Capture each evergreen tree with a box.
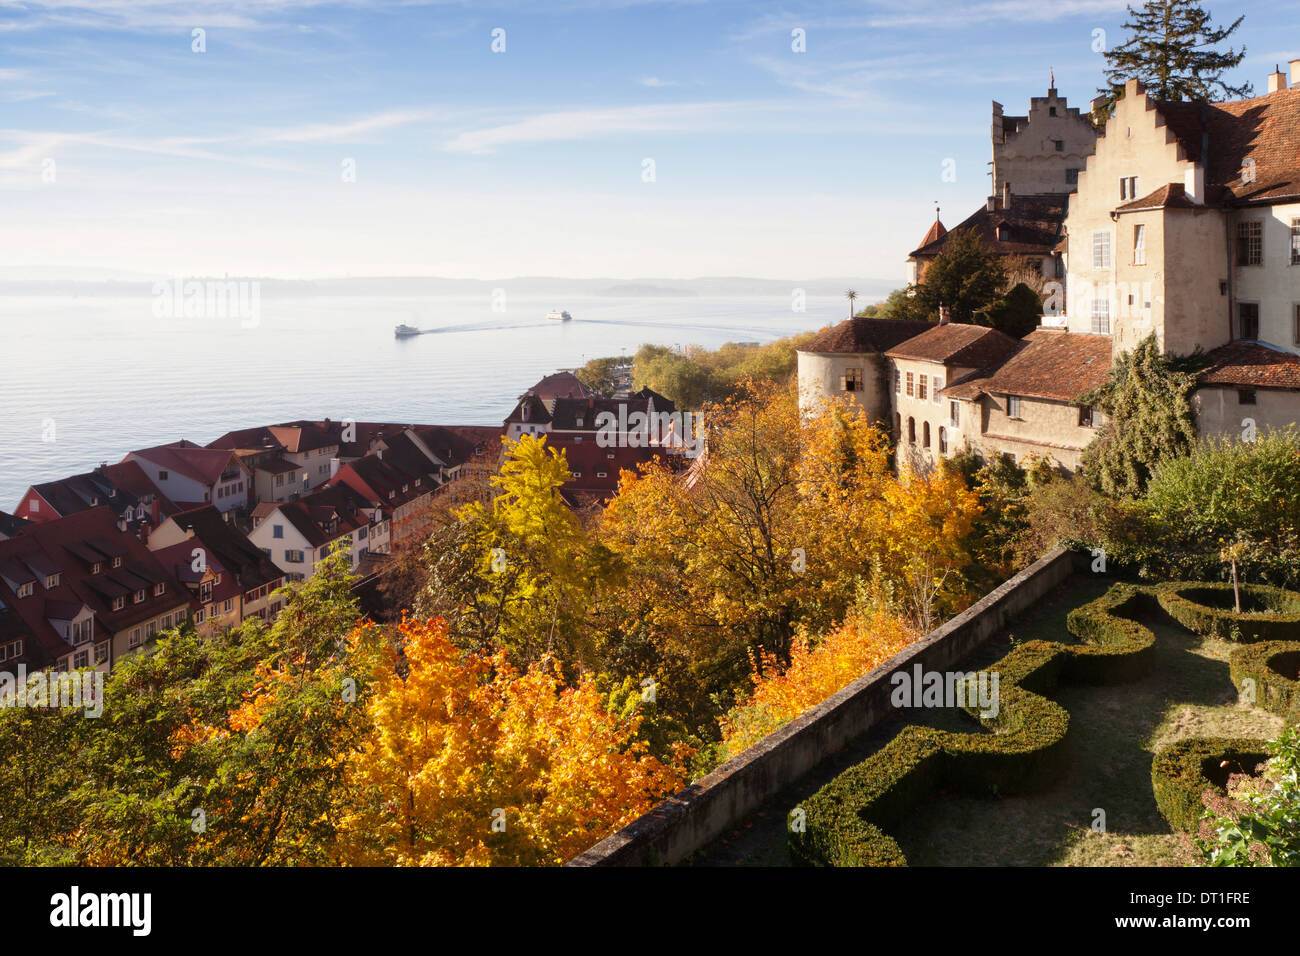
[911,229,1007,326]
[1079,334,1203,498]
[1096,1,1251,119]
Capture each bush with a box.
[1156,583,1300,642]
[791,581,1157,866]
[1229,641,1300,718]
[1151,737,1270,833]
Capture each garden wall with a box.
[567,546,1078,866]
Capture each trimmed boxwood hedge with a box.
[1156,582,1300,642]
[1228,641,1300,719]
[1150,736,1270,832]
[790,583,1157,866]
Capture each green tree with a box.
[911,229,1007,326]
[1096,1,1251,119]
[575,356,623,397]
[632,344,711,408]
[1079,334,1202,498]
[983,282,1043,339]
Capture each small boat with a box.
[546,309,572,322]
[394,324,421,338]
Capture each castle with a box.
[801,65,1300,472]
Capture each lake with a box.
[0,292,852,507]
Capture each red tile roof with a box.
[0,507,193,670]
[1198,341,1300,389]
[799,317,934,355]
[957,329,1112,402]
[1154,87,1300,205]
[128,441,246,487]
[525,371,595,402]
[885,322,1023,368]
[1116,182,1200,212]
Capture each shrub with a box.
[1229,641,1300,718]
[791,581,1157,866]
[1156,583,1300,642]
[1151,737,1271,833]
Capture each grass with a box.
[691,574,1286,867]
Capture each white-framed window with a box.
[1091,297,1111,334]
[129,628,143,648]
[223,598,233,613]
[841,367,864,392]
[112,556,122,569]
[1236,221,1262,266]
[95,641,108,664]
[111,595,126,611]
[91,562,103,575]
[1007,395,1023,419]
[16,582,34,599]
[1133,224,1146,265]
[133,589,146,604]
[286,549,304,563]
[1118,175,1137,201]
[71,618,94,645]
[905,371,914,397]
[1092,230,1112,269]
[153,582,166,597]
[894,367,901,394]
[73,650,89,669]
[45,573,60,589]
[28,499,39,514]
[949,400,960,428]
[917,375,927,401]
[1291,218,1300,265]
[932,376,942,403]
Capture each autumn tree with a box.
[337,617,683,866]
[1096,1,1251,119]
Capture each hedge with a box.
[1150,736,1270,832]
[1228,641,1300,719]
[790,582,1156,866]
[1155,582,1300,642]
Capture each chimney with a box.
[1002,181,1013,210]
[1291,59,1300,88]
[938,305,951,325]
[1268,65,1288,93]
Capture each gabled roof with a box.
[504,393,555,426]
[166,506,283,592]
[1116,181,1201,212]
[954,329,1113,402]
[885,322,1023,368]
[525,371,595,402]
[128,441,245,487]
[910,195,1068,259]
[799,317,934,355]
[1151,86,1300,205]
[0,507,193,670]
[917,217,947,249]
[1198,340,1300,390]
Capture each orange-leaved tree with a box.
[338,616,684,866]
[716,601,918,759]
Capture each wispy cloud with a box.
[443,101,773,153]
[262,109,437,143]
[638,76,678,88]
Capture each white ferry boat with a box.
[546,309,572,322]
[394,324,421,338]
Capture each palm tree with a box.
[845,289,858,318]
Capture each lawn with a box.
[693,573,1285,866]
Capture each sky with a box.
[1,0,1296,283]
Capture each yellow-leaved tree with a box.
[337,616,684,866]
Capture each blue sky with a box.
[1,0,1294,283]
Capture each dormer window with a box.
[133,589,146,604]
[91,562,103,575]
[45,573,61,589]
[153,582,166,597]
[996,223,1010,241]
[112,595,126,611]
[158,471,169,481]
[17,582,34,599]
[112,556,122,569]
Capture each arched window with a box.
[939,426,948,455]
[923,421,931,448]
[907,417,916,444]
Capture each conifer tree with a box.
[1096,1,1251,118]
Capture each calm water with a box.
[0,293,849,508]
